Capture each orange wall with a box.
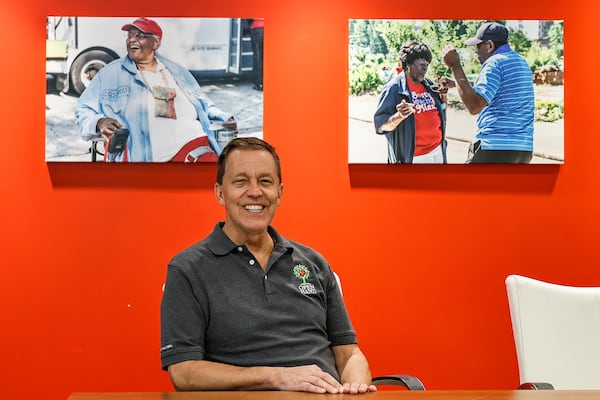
[2,1,599,398]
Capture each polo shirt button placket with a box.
[263,272,273,296]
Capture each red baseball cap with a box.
[121,17,163,39]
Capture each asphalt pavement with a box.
[45,78,263,162]
[349,85,564,164]
[46,79,563,164]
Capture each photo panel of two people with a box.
[45,17,563,164]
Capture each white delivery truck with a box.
[46,17,254,95]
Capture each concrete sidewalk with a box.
[349,85,564,164]
[45,79,263,162]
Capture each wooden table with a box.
[67,391,600,400]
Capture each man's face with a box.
[215,149,283,242]
[406,58,429,83]
[125,28,159,64]
[476,40,494,64]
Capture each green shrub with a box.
[349,64,383,95]
[535,100,564,122]
[526,43,560,73]
[349,50,385,95]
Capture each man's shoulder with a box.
[169,224,235,268]
[281,236,329,266]
[489,47,527,65]
[481,52,513,76]
[169,239,211,268]
[283,237,315,253]
[489,52,532,80]
[506,51,531,67]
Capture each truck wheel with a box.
[70,50,116,95]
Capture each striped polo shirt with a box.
[473,44,534,151]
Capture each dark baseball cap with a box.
[121,17,163,39]
[465,22,508,46]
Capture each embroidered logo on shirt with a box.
[293,264,317,295]
[101,86,130,102]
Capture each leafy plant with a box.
[349,49,385,95]
[349,20,564,93]
[548,21,564,58]
[526,42,560,72]
[349,19,489,92]
[535,100,564,122]
[509,28,532,55]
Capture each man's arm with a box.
[168,360,344,393]
[441,45,488,115]
[333,344,377,394]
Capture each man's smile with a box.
[244,204,265,212]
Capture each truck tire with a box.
[70,50,117,96]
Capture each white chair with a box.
[333,271,343,297]
[505,274,600,389]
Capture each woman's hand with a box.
[222,117,237,132]
[96,117,123,139]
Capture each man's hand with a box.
[439,44,488,115]
[272,364,344,393]
[441,44,461,69]
[438,77,456,90]
[342,382,378,394]
[333,344,377,395]
[436,77,455,104]
[96,117,123,139]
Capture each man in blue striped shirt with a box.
[442,22,534,163]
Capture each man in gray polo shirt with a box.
[160,137,376,394]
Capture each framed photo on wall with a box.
[46,16,264,162]
[348,19,564,165]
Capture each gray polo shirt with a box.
[160,223,357,381]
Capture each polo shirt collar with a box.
[493,43,511,55]
[207,222,293,256]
